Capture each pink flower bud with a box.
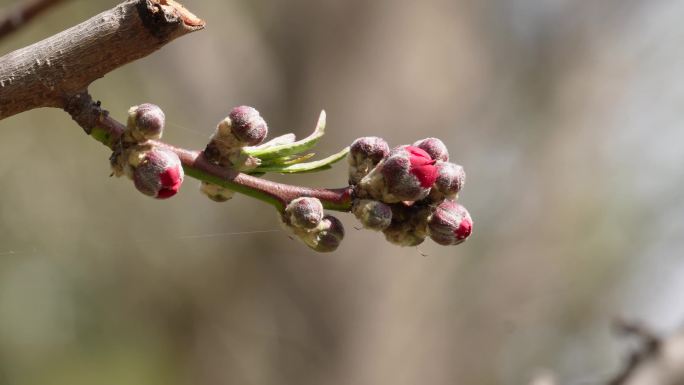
[382,204,430,247]
[352,199,392,231]
[132,148,184,199]
[127,103,165,141]
[427,201,472,245]
[302,215,345,252]
[413,137,449,162]
[227,106,268,146]
[348,136,390,184]
[431,162,465,200]
[359,145,438,203]
[285,197,324,229]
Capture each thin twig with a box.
[0,1,354,211]
[0,0,205,119]
[65,91,354,211]
[0,0,69,41]
[608,319,662,385]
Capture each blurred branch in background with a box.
[531,320,684,385]
[608,319,684,385]
[0,0,69,40]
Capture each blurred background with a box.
[1,0,684,384]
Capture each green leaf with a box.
[260,153,316,167]
[247,133,296,150]
[244,110,326,160]
[254,146,349,174]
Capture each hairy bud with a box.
[127,103,165,141]
[431,162,465,200]
[413,137,449,162]
[285,197,324,229]
[199,181,235,202]
[352,199,392,231]
[348,136,390,184]
[301,215,345,252]
[382,204,430,247]
[132,148,184,199]
[205,106,267,169]
[227,106,268,146]
[359,145,438,203]
[427,201,472,245]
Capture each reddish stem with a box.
[67,92,354,212]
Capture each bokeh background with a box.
[2,0,684,384]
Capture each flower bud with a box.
[205,106,267,168]
[285,197,324,229]
[301,215,345,252]
[127,103,165,141]
[348,136,390,184]
[359,145,438,203]
[200,181,235,202]
[413,137,449,162]
[427,201,472,245]
[431,162,465,200]
[227,106,268,146]
[132,148,184,199]
[382,204,430,247]
[352,199,392,231]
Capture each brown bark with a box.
[0,0,204,120]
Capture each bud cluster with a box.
[110,103,184,199]
[200,106,269,202]
[280,197,345,252]
[349,136,472,247]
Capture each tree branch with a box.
[0,0,204,119]
[0,0,69,41]
[607,319,684,385]
[0,0,354,213]
[64,91,354,211]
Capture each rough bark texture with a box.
[0,0,204,119]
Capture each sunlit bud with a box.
[359,145,438,203]
[285,197,324,229]
[431,162,465,200]
[227,105,268,146]
[348,136,390,184]
[352,199,392,231]
[382,204,430,247]
[199,181,235,202]
[413,137,449,162]
[301,215,345,252]
[427,201,472,245]
[127,103,165,141]
[132,148,184,199]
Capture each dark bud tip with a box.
[228,106,268,146]
[307,215,345,252]
[128,103,165,140]
[348,136,391,185]
[350,136,390,164]
[413,137,449,162]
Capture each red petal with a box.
[156,187,178,199]
[159,167,181,186]
[455,216,472,240]
[404,146,438,187]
